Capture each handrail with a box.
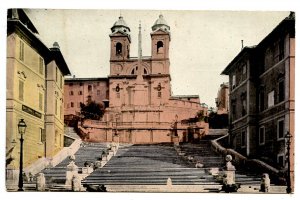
[211,134,281,176]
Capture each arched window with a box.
[131,66,148,75]
[116,42,122,55]
[131,66,138,75]
[157,41,164,53]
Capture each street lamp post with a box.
[285,131,292,194]
[17,119,27,191]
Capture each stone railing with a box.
[211,134,229,156]
[83,120,190,130]
[211,134,284,184]
[24,157,49,176]
[23,138,82,176]
[50,139,82,167]
[167,99,201,109]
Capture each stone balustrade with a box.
[211,134,284,185]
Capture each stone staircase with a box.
[178,140,262,186]
[82,143,221,191]
[64,127,81,140]
[24,137,265,192]
[41,142,108,186]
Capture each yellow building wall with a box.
[45,60,65,157]
[6,33,46,168]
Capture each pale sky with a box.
[23,10,289,108]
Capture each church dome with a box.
[111,16,131,33]
[152,14,170,32]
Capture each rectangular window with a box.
[232,75,236,89]
[55,99,58,115]
[242,99,247,116]
[79,82,83,86]
[55,131,58,145]
[264,47,274,69]
[69,91,74,96]
[71,102,74,107]
[278,80,285,102]
[39,57,44,75]
[241,130,246,147]
[88,85,92,92]
[277,154,285,168]
[277,118,284,140]
[259,90,265,112]
[116,93,120,98]
[231,101,236,120]
[60,105,62,119]
[278,39,284,61]
[78,91,82,95]
[97,90,100,95]
[39,93,43,111]
[40,128,45,143]
[268,90,274,108]
[19,40,24,61]
[60,75,63,89]
[259,126,265,145]
[158,91,161,98]
[242,64,247,74]
[55,67,58,82]
[19,80,24,101]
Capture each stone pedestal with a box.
[36,173,46,191]
[6,165,19,191]
[72,175,81,192]
[225,155,235,182]
[222,155,238,192]
[65,156,78,188]
[95,161,101,169]
[260,173,271,192]
[111,146,117,155]
[108,150,114,157]
[101,155,108,161]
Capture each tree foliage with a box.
[80,101,105,120]
[208,111,228,129]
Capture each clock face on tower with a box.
[116,85,120,92]
[157,84,162,91]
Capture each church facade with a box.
[78,15,208,143]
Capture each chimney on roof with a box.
[289,11,295,19]
[241,40,244,50]
[53,42,60,49]
[73,75,75,78]
[11,9,19,19]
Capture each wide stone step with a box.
[85,173,213,178]
[88,172,209,178]
[84,176,213,180]
[82,179,219,185]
